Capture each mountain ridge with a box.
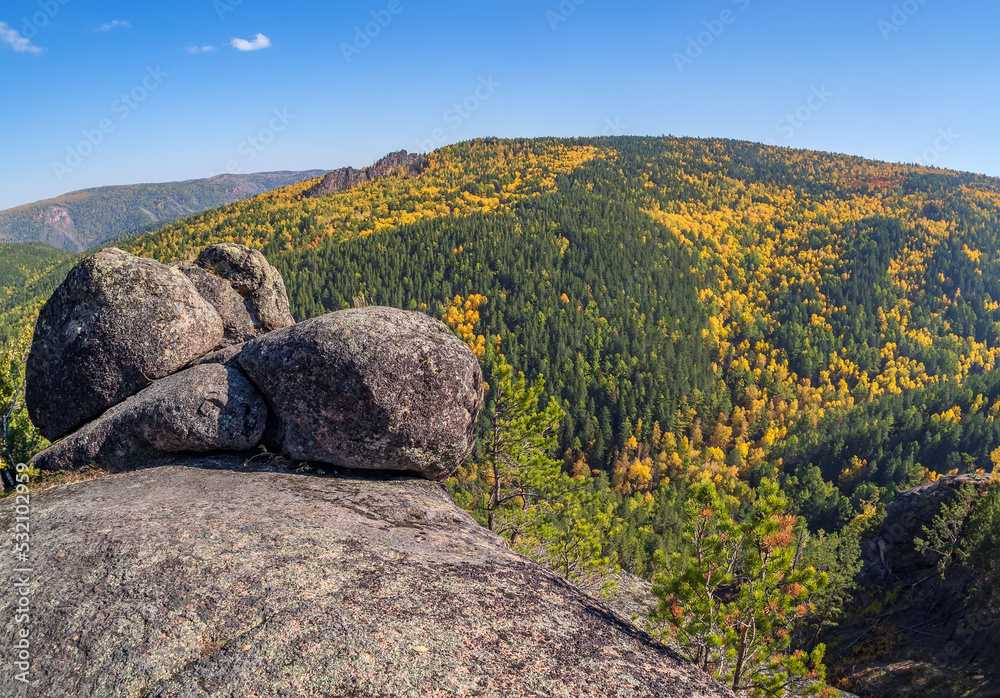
[303,149,427,198]
[0,170,328,252]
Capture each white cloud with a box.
[97,20,131,32]
[0,21,43,54]
[186,45,216,54]
[230,33,271,52]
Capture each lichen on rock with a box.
[28,364,267,471]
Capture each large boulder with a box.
[193,243,295,335]
[26,248,224,439]
[237,307,483,480]
[0,458,734,697]
[28,364,267,471]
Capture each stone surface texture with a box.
[186,343,245,368]
[175,261,259,345]
[27,364,267,471]
[194,243,295,335]
[0,458,733,698]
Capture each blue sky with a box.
[0,0,996,210]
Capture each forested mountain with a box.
[117,137,1000,518]
[10,136,1000,515]
[0,170,327,252]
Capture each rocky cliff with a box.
[830,475,998,697]
[304,151,426,198]
[0,456,732,697]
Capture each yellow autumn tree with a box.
[442,293,488,357]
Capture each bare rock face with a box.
[829,474,1000,697]
[0,459,734,698]
[194,243,295,335]
[25,248,224,439]
[27,364,267,471]
[237,307,484,480]
[303,150,426,198]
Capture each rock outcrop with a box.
[26,247,224,439]
[28,364,267,471]
[862,473,991,581]
[0,457,734,698]
[25,246,483,481]
[10,242,735,697]
[303,150,426,198]
[827,474,999,698]
[237,307,484,481]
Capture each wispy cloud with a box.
[0,21,43,54]
[186,45,216,54]
[230,33,271,52]
[97,20,131,32]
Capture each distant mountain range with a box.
[0,171,327,252]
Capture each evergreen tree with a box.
[451,355,620,589]
[456,355,567,544]
[651,478,829,697]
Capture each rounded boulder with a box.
[28,363,268,471]
[26,248,224,440]
[237,307,484,480]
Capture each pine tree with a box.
[650,478,829,697]
[466,355,566,544]
[451,355,620,590]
